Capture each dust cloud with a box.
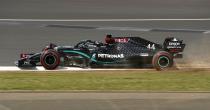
[176,34,210,68]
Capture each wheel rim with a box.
[158,56,170,68]
[45,55,56,65]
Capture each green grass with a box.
[0,69,210,91]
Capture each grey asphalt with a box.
[0,93,210,110]
[0,20,210,67]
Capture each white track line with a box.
[0,66,209,72]
[0,19,210,22]
[0,66,153,71]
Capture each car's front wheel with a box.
[40,50,60,70]
[152,51,173,71]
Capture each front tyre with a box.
[152,51,173,71]
[40,50,60,70]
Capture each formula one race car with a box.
[15,35,185,70]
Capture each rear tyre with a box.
[40,50,60,70]
[152,51,173,71]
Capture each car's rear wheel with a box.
[40,50,60,70]
[152,51,173,71]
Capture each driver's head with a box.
[105,34,115,44]
[106,34,112,38]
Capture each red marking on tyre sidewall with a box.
[40,50,60,70]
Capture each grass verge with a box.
[0,69,210,91]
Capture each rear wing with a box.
[163,37,185,58]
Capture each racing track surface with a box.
[0,20,210,68]
[0,0,210,68]
[0,1,210,110]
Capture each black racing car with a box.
[15,35,185,70]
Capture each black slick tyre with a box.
[40,49,60,70]
[152,51,173,71]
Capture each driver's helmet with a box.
[105,34,115,44]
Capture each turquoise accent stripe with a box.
[63,50,91,59]
[63,50,115,64]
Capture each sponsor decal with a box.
[98,54,124,59]
[114,38,129,43]
[168,42,180,46]
[167,46,182,49]
[167,42,182,49]
[91,53,96,59]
